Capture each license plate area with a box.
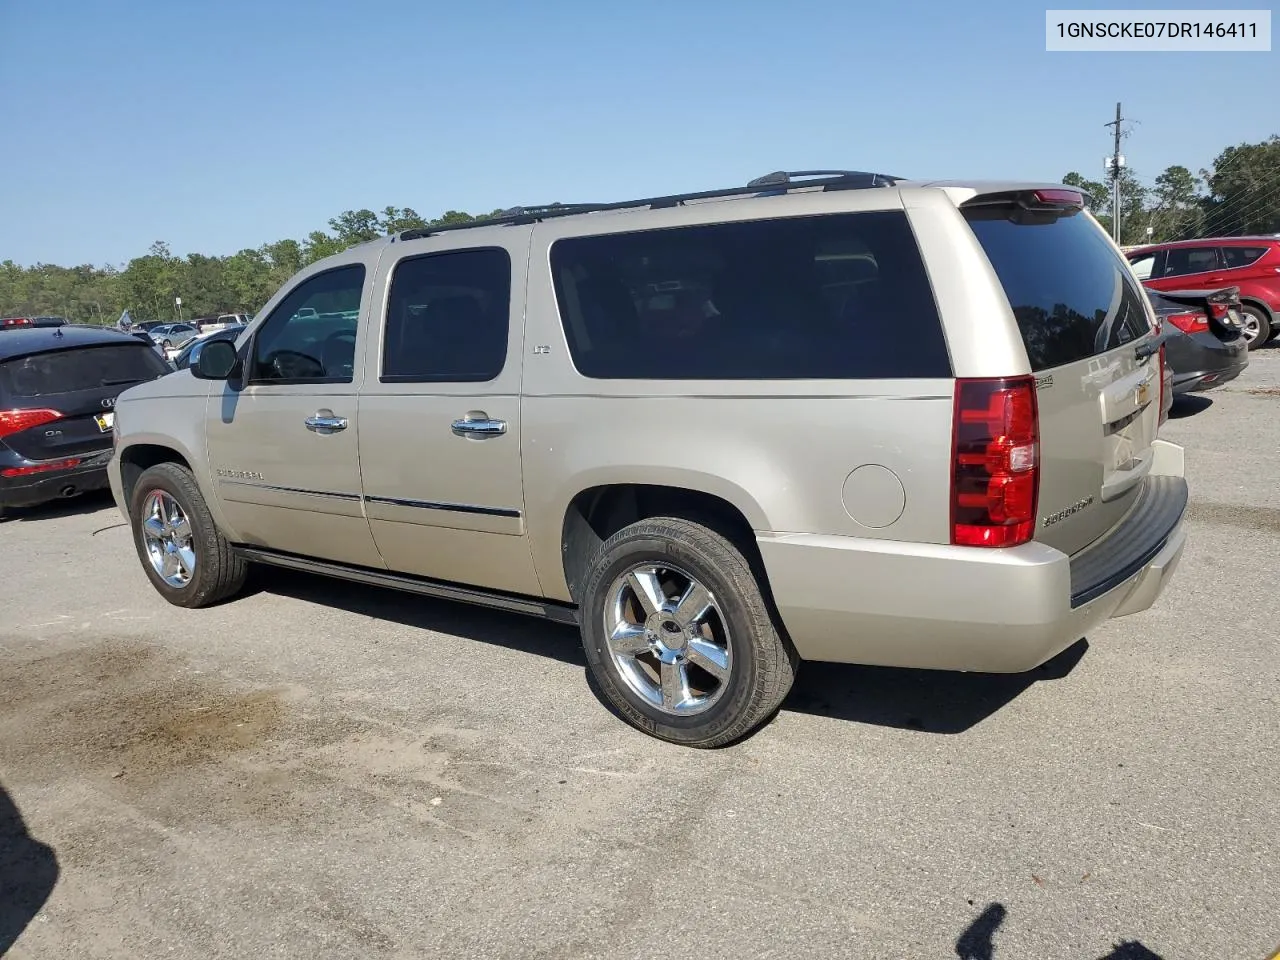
[94,412,114,433]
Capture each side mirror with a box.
[193,339,241,380]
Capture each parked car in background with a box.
[0,326,171,518]
[170,324,246,371]
[2,316,68,330]
[147,323,199,350]
[109,171,1188,747]
[1146,286,1249,395]
[1126,237,1280,348]
[194,314,252,334]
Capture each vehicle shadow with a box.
[1168,394,1213,418]
[254,566,1085,733]
[956,902,1165,959]
[252,566,585,666]
[783,639,1088,734]
[1,488,117,523]
[0,784,59,955]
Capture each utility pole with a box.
[1104,102,1125,243]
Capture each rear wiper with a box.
[100,377,144,386]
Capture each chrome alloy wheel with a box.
[141,490,195,588]
[1241,310,1262,345]
[604,563,731,715]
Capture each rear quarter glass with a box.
[549,210,952,380]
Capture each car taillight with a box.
[1,458,81,478]
[1208,303,1229,321]
[1166,311,1208,334]
[0,408,63,439]
[2,317,33,328]
[951,377,1039,548]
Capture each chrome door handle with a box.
[305,414,348,433]
[451,415,507,439]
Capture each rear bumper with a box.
[758,442,1188,673]
[0,450,113,509]
[1166,332,1248,394]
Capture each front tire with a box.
[580,517,797,747]
[129,462,247,608]
[1240,305,1271,349]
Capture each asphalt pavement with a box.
[2,350,1278,960]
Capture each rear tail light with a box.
[1208,303,1230,321]
[951,376,1039,548]
[0,408,63,439]
[1166,311,1208,334]
[1,457,82,478]
[2,317,33,328]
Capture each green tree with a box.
[1200,135,1280,236]
[378,206,428,235]
[1147,165,1204,241]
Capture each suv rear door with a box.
[356,240,540,597]
[0,340,170,462]
[963,193,1163,556]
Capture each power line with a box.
[1198,180,1280,237]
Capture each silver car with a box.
[108,170,1188,747]
[147,323,199,350]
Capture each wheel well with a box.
[119,445,193,505]
[1239,298,1274,321]
[560,484,760,604]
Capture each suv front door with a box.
[357,241,541,596]
[205,262,384,568]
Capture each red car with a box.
[1125,237,1280,348]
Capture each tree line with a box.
[3,136,1277,325]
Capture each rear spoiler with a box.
[1154,286,1241,308]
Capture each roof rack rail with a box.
[397,169,904,241]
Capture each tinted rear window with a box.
[965,207,1151,372]
[0,344,170,397]
[550,212,951,380]
[1222,246,1268,269]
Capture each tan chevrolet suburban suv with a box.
[108,170,1188,747]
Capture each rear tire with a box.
[129,462,246,608]
[1240,305,1271,349]
[579,517,797,748]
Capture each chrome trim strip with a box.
[363,494,520,518]
[218,479,361,502]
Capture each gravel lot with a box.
[2,350,1278,960]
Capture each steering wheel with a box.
[320,330,357,378]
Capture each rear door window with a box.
[965,206,1151,372]
[1162,246,1221,277]
[550,212,950,380]
[381,248,511,383]
[1221,246,1268,269]
[0,344,170,397]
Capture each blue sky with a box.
[1,0,1274,266]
